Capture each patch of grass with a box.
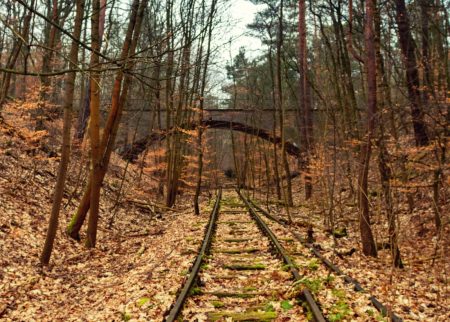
[121,312,131,321]
[281,263,298,271]
[307,259,319,271]
[264,302,275,312]
[294,277,322,294]
[375,314,388,322]
[281,300,294,311]
[331,288,346,299]
[328,301,351,322]
[324,274,336,284]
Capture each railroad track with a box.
[240,191,403,322]
[164,190,325,321]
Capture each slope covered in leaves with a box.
[0,119,214,321]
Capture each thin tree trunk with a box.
[40,0,85,264]
[85,0,102,248]
[298,0,313,199]
[74,0,106,140]
[194,0,217,215]
[358,0,378,257]
[374,2,403,267]
[395,0,429,146]
[268,47,282,200]
[36,0,59,131]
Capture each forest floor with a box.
[0,111,448,321]
[258,185,449,321]
[0,116,215,321]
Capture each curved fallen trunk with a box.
[120,119,301,161]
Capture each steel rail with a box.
[248,198,403,322]
[164,189,222,322]
[237,190,326,322]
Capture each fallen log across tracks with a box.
[164,190,326,321]
[242,193,404,322]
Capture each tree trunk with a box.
[395,0,429,146]
[276,0,293,210]
[40,0,85,264]
[374,2,403,267]
[298,0,313,199]
[67,0,144,240]
[268,47,282,200]
[74,0,107,141]
[194,0,217,215]
[358,0,378,257]
[35,0,59,131]
[85,0,102,248]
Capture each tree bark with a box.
[40,0,85,264]
[194,0,217,215]
[395,0,429,146]
[358,0,378,257]
[85,0,102,248]
[298,0,313,199]
[374,2,403,267]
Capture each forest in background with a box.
[0,0,448,320]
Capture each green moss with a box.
[223,263,266,270]
[208,311,276,321]
[189,287,203,296]
[223,238,252,243]
[211,300,225,308]
[244,286,257,291]
[208,292,257,298]
[66,213,78,234]
[136,297,150,307]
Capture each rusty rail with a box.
[164,189,222,322]
[248,197,403,322]
[238,190,326,322]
